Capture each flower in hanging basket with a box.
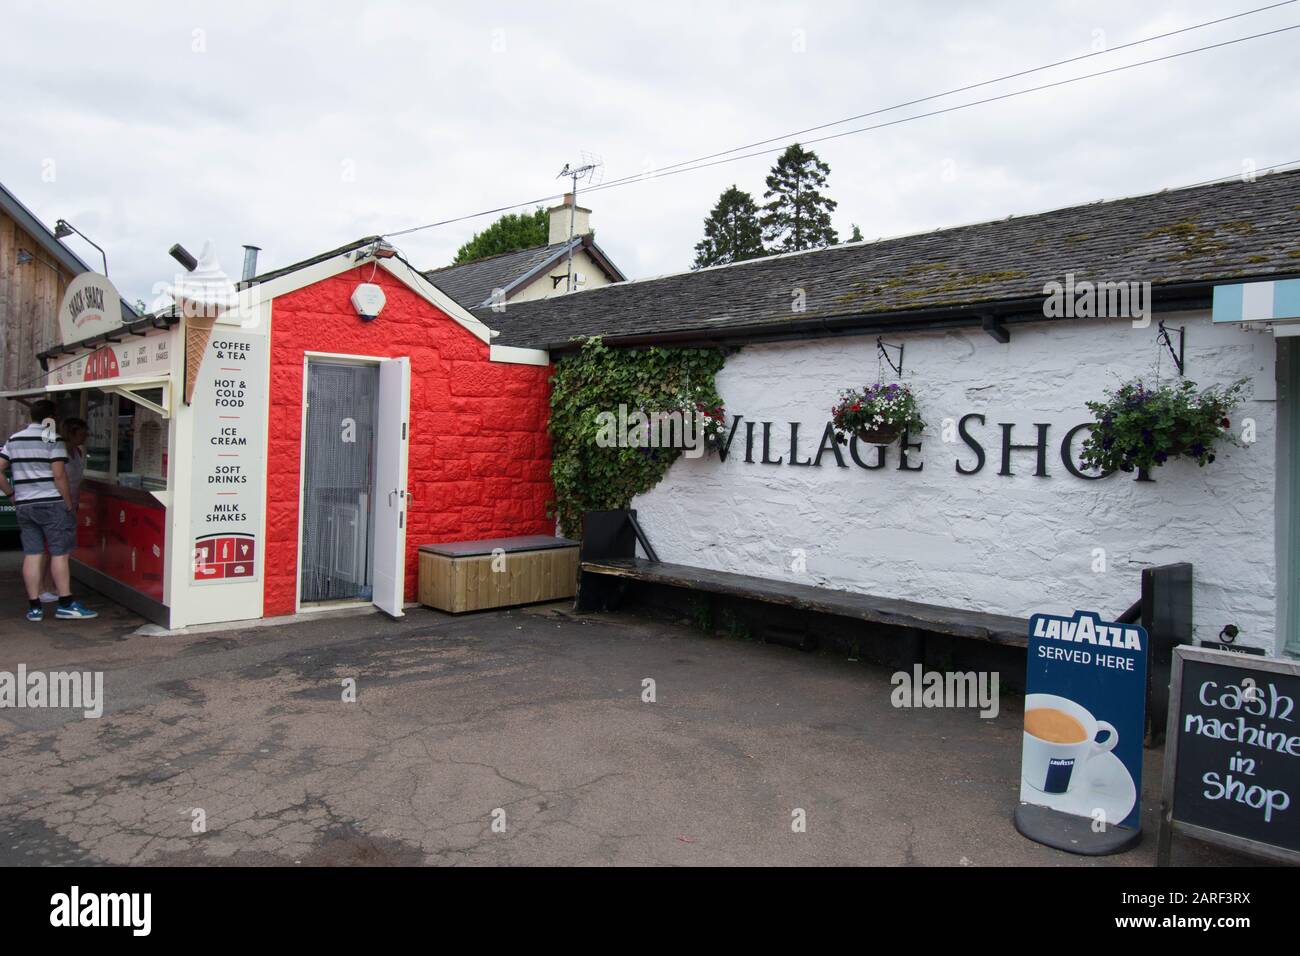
[1079,377,1246,473]
[652,387,728,454]
[831,382,925,445]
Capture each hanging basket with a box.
[854,424,902,445]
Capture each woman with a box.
[39,417,88,604]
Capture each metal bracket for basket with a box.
[877,337,904,377]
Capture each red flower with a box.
[1220,418,1230,428]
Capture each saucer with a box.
[1019,750,1137,827]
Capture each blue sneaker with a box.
[26,606,43,622]
[55,601,98,620]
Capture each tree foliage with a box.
[452,208,548,264]
[548,338,726,537]
[760,143,838,252]
[693,186,765,269]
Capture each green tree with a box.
[760,143,838,252]
[453,208,548,264]
[849,223,863,242]
[692,186,765,268]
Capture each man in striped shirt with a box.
[0,400,97,621]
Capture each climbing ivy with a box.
[548,337,726,536]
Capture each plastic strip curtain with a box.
[300,362,379,603]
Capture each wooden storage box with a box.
[418,535,580,613]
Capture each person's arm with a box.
[0,457,12,501]
[52,460,73,511]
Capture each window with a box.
[77,389,168,490]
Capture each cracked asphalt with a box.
[0,550,1239,866]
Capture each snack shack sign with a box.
[59,272,124,346]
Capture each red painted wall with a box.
[263,265,553,616]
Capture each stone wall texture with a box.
[633,311,1280,651]
[263,265,553,616]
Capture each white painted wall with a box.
[509,248,615,303]
[632,311,1283,652]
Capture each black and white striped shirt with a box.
[1,423,68,506]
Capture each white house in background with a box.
[424,195,625,311]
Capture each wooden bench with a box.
[579,556,1029,647]
[575,510,1193,744]
[418,535,579,613]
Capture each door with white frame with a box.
[300,360,379,605]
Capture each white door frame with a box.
[295,351,394,614]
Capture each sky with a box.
[3,0,1299,305]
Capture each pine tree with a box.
[760,144,838,252]
[453,208,548,264]
[692,186,766,268]
[849,223,863,242]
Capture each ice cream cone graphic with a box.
[167,242,238,405]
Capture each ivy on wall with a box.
[548,337,726,536]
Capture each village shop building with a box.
[488,171,1300,659]
[7,240,554,628]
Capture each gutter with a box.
[541,274,1299,354]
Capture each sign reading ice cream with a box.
[188,329,266,584]
[170,244,266,586]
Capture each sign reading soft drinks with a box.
[189,329,265,585]
[1021,610,1149,831]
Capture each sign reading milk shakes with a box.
[189,329,266,584]
[1020,610,1149,834]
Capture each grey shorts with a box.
[16,501,75,557]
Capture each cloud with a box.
[2,0,1297,303]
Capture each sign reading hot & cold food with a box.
[188,329,265,584]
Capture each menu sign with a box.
[48,329,173,387]
[188,330,265,585]
[1159,646,1300,864]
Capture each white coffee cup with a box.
[1021,693,1118,794]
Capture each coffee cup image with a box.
[1021,693,1118,794]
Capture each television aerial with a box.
[556,152,604,292]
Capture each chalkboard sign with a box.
[1158,646,1300,865]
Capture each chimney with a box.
[241,245,261,282]
[547,194,592,246]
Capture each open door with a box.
[372,357,411,617]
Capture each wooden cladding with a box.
[419,544,579,613]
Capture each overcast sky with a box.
[4,0,1298,304]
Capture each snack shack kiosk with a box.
[7,241,555,630]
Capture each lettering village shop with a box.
[5,241,554,628]
[489,170,1300,659]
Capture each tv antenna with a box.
[556,152,603,292]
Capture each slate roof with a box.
[424,240,581,309]
[479,170,1300,350]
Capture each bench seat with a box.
[579,557,1029,647]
